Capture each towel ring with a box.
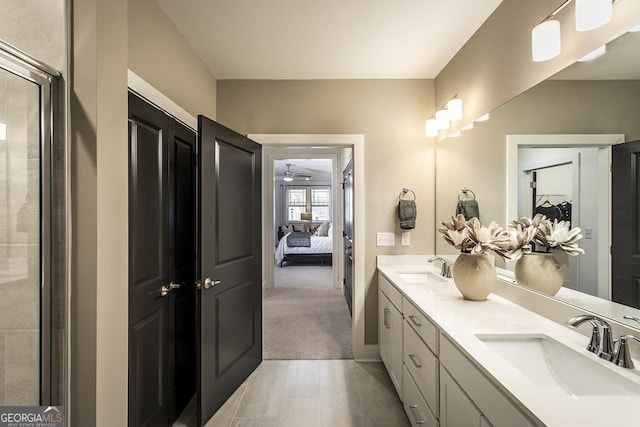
[399,187,416,201]
[458,187,476,201]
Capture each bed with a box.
[275,229,333,267]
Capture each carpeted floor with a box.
[263,266,353,360]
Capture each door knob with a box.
[160,281,183,297]
[203,277,221,290]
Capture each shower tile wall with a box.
[0,69,40,405]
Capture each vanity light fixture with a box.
[475,113,490,122]
[426,118,438,137]
[0,123,6,141]
[436,109,450,130]
[533,0,616,62]
[578,45,606,61]
[575,0,612,32]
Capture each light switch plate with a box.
[401,231,410,246]
[376,232,395,246]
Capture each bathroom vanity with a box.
[377,255,640,427]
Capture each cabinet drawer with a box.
[440,334,537,427]
[403,297,438,354]
[403,366,438,427]
[404,320,439,418]
[379,273,402,311]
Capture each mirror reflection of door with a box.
[519,149,586,293]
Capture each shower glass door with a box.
[0,47,58,405]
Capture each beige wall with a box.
[436,79,640,256]
[0,0,65,71]
[71,0,128,425]
[128,0,217,119]
[217,79,435,345]
[434,0,640,139]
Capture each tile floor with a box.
[204,359,410,427]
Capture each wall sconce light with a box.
[426,118,438,137]
[435,109,450,130]
[446,97,463,121]
[575,0,612,32]
[532,19,562,62]
[0,123,6,141]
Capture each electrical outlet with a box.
[401,231,410,246]
[376,232,395,246]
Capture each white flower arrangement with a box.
[507,213,585,260]
[438,214,512,261]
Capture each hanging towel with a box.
[456,199,480,221]
[398,199,417,229]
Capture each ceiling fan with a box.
[278,163,311,182]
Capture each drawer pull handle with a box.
[409,404,426,424]
[384,308,390,329]
[408,353,422,368]
[408,315,422,327]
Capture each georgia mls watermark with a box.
[0,406,63,427]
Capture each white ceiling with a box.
[274,159,332,182]
[155,0,504,79]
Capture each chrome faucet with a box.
[612,335,640,369]
[428,257,452,278]
[566,315,614,361]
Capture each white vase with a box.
[451,252,496,301]
[514,252,564,296]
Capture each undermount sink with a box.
[476,334,640,396]
[397,271,447,283]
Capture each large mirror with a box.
[436,29,640,328]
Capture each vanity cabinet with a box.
[439,335,536,427]
[440,367,490,427]
[403,298,439,420]
[378,274,403,396]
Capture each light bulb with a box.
[532,20,561,62]
[447,98,463,121]
[575,0,612,32]
[436,109,450,130]
[426,119,438,137]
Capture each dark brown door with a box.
[128,94,171,427]
[343,160,353,316]
[612,140,640,309]
[197,116,262,425]
[128,93,197,426]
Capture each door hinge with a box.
[530,181,537,188]
[195,279,202,290]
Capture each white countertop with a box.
[377,255,640,427]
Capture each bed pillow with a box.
[316,221,330,236]
[280,225,293,233]
[292,224,305,232]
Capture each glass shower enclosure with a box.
[0,43,64,406]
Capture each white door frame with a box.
[250,134,371,361]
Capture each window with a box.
[286,186,331,222]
